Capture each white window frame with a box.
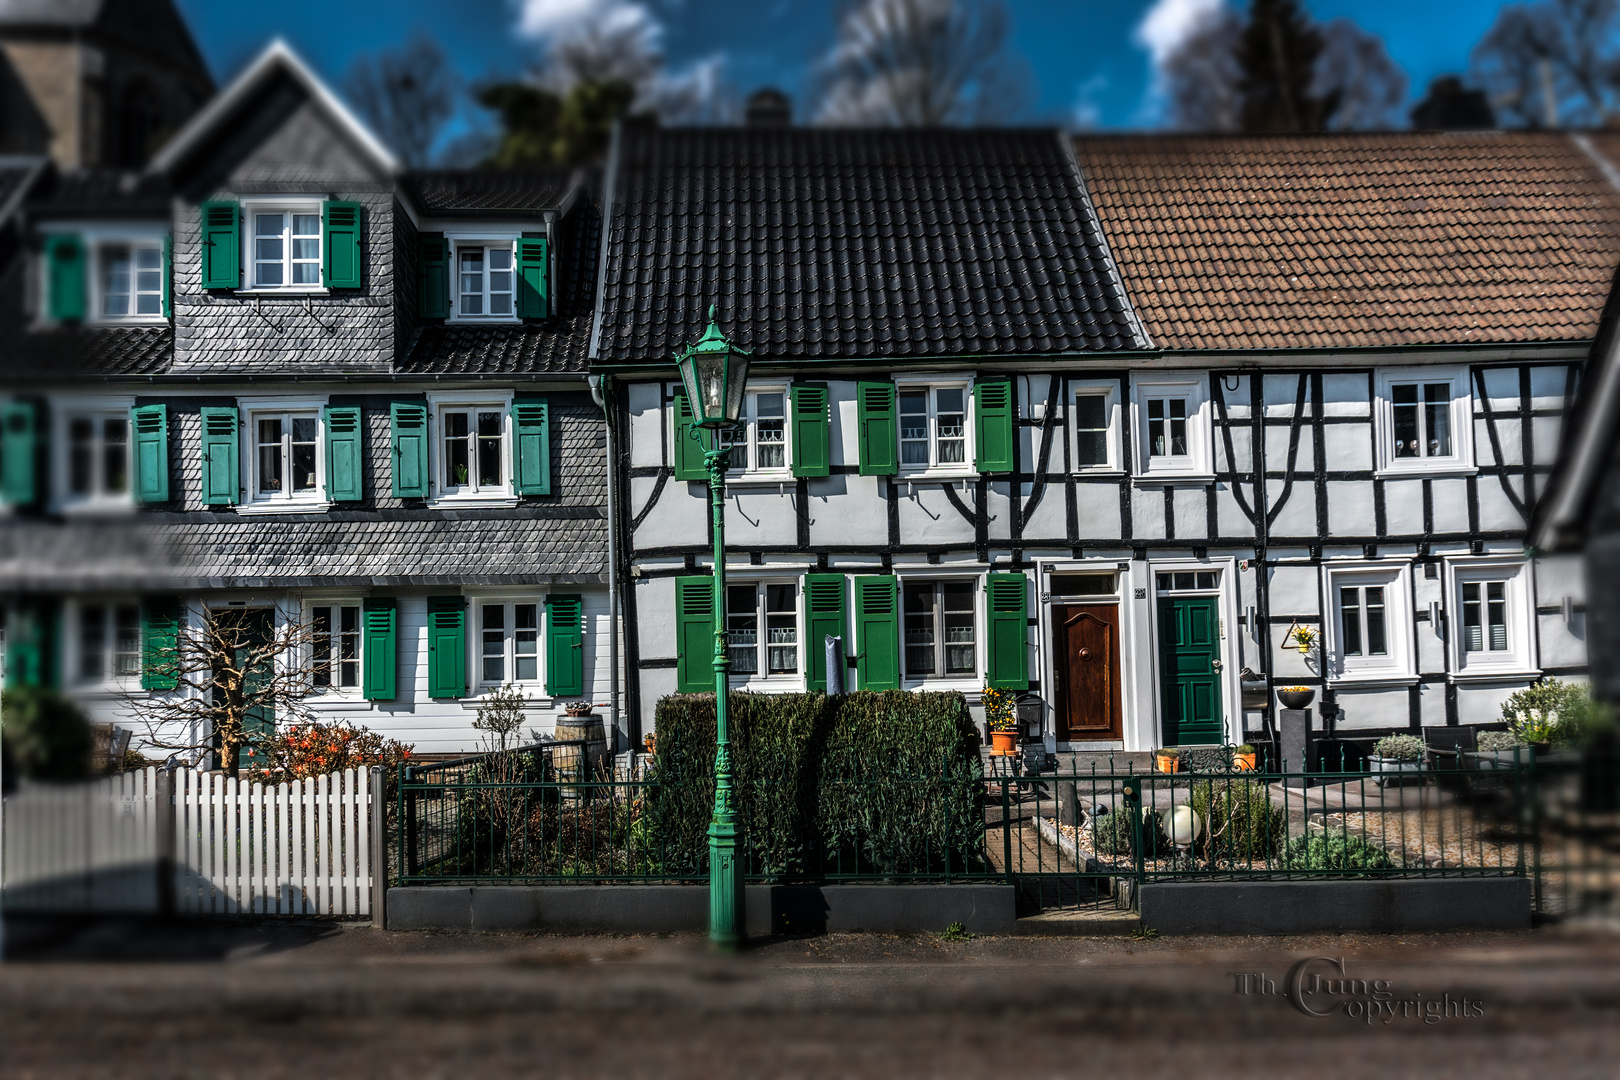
[448,234,520,324]
[38,223,169,326]
[53,394,134,512]
[1322,561,1416,684]
[428,390,516,507]
[1445,556,1538,678]
[306,600,364,696]
[469,596,546,693]
[724,578,803,687]
[239,198,327,294]
[898,573,982,687]
[717,386,794,481]
[894,374,975,479]
[66,598,142,690]
[1069,380,1122,474]
[1131,374,1212,480]
[237,396,327,513]
[1374,366,1475,477]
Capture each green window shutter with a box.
[675,576,715,693]
[426,596,467,699]
[1,399,46,509]
[131,403,169,504]
[985,572,1029,690]
[361,598,397,701]
[323,405,363,502]
[5,601,59,689]
[417,234,449,318]
[160,234,173,318]
[199,201,240,290]
[199,405,239,506]
[141,597,181,691]
[791,383,831,478]
[321,200,363,289]
[45,234,86,323]
[803,574,847,693]
[671,390,708,481]
[512,396,552,496]
[545,593,584,698]
[854,575,900,691]
[974,378,1015,474]
[516,238,548,318]
[857,382,898,476]
[389,401,430,499]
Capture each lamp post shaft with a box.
[705,443,741,949]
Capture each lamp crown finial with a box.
[707,303,717,321]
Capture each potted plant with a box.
[1277,685,1316,710]
[564,700,595,718]
[1369,733,1426,786]
[1155,746,1184,774]
[984,687,1019,755]
[1232,743,1258,771]
[1288,626,1318,655]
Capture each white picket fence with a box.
[3,765,378,917]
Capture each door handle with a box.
[1212,659,1224,673]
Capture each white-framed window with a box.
[896,378,974,476]
[429,391,516,505]
[99,241,163,319]
[60,407,131,506]
[309,603,361,691]
[1131,375,1212,479]
[902,578,978,680]
[248,203,323,290]
[73,601,141,685]
[1446,558,1536,676]
[1070,381,1120,472]
[726,582,800,681]
[474,599,541,689]
[249,410,322,505]
[454,241,517,319]
[1323,563,1415,682]
[717,388,792,478]
[1375,366,1475,475]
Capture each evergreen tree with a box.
[1236,0,1337,131]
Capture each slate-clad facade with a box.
[0,43,613,756]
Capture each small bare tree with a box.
[344,35,455,169]
[122,605,319,779]
[1471,0,1620,127]
[814,0,1031,126]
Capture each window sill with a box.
[901,677,981,695]
[59,499,136,517]
[1450,667,1540,684]
[1132,472,1215,486]
[233,288,332,297]
[458,690,551,709]
[1327,674,1421,688]
[309,696,375,712]
[726,474,796,488]
[1374,465,1478,480]
[447,316,522,325]
[87,317,169,328]
[896,472,978,486]
[429,495,520,510]
[1072,469,1126,478]
[235,500,332,515]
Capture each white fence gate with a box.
[3,765,382,919]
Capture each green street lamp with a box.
[674,304,752,950]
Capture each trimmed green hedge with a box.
[645,690,983,880]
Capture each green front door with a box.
[1158,595,1224,746]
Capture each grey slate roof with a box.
[398,181,602,375]
[0,513,608,592]
[26,168,171,219]
[403,169,578,215]
[592,127,1148,365]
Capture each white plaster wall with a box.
[1322,423,1373,470]
[1131,487,1166,539]
[1383,479,1425,535]
[626,380,665,468]
[1321,373,1371,416]
[1074,482,1123,538]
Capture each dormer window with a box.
[435,235,546,323]
[458,243,515,317]
[251,207,322,288]
[100,243,164,318]
[40,228,170,325]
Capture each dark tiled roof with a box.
[0,323,173,383]
[403,168,578,214]
[1073,131,1620,351]
[398,183,601,375]
[0,158,44,225]
[593,127,1146,364]
[0,512,607,592]
[26,168,171,219]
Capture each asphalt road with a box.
[2,919,1618,1078]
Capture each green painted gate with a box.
[1157,595,1223,746]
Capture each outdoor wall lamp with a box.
[675,304,752,428]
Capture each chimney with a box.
[745,88,791,128]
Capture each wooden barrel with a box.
[552,714,607,798]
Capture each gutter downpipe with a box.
[588,373,622,753]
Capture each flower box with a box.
[1368,755,1425,787]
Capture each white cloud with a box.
[1134,0,1225,72]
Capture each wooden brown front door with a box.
[1054,604,1123,741]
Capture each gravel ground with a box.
[2,917,1619,1078]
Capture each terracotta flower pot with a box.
[1233,751,1257,771]
[1155,754,1181,774]
[990,730,1018,756]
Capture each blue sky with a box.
[173,0,1517,131]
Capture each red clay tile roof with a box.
[1073,131,1620,352]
